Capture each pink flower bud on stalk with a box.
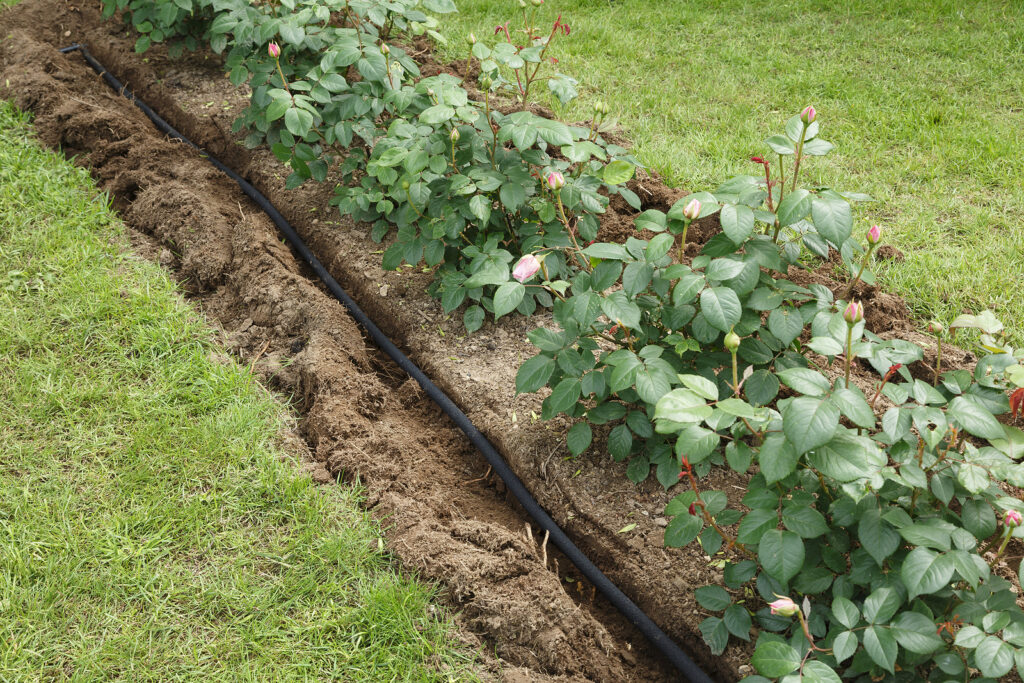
[1005,510,1023,528]
[268,42,281,59]
[867,224,882,245]
[512,254,542,283]
[682,198,701,221]
[450,127,460,143]
[842,301,863,389]
[843,300,864,325]
[927,320,944,335]
[467,32,477,45]
[769,597,800,617]
[800,105,816,125]
[546,171,565,191]
[993,508,1024,568]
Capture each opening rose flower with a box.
[512,254,542,283]
[546,171,565,191]
[1005,510,1023,528]
[268,42,281,59]
[682,198,701,221]
[769,596,799,617]
[867,224,882,245]
[800,105,816,124]
[843,300,864,325]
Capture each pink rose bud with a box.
[927,320,944,335]
[268,42,281,59]
[682,198,701,221]
[800,105,816,124]
[769,596,800,617]
[546,171,565,191]
[843,300,864,325]
[1005,510,1022,528]
[450,127,460,143]
[512,254,541,283]
[867,224,882,245]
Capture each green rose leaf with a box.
[603,160,635,186]
[516,355,556,394]
[810,196,853,246]
[862,586,901,624]
[948,395,1005,440]
[751,641,801,678]
[492,281,525,319]
[720,203,755,244]
[694,585,731,611]
[655,389,713,424]
[863,625,898,673]
[776,188,812,227]
[891,611,943,655]
[699,287,742,332]
[566,422,592,456]
[664,512,702,547]
[758,433,799,484]
[463,305,485,333]
[976,636,1015,678]
[782,396,840,455]
[902,547,955,600]
[759,529,804,583]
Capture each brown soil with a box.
[0,4,994,682]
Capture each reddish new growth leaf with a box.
[1011,387,1024,419]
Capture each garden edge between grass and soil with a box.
[0,3,1002,682]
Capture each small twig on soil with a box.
[540,529,549,568]
[539,444,559,481]
[249,339,271,374]
[524,523,534,545]
[462,464,492,485]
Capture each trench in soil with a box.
[0,7,692,683]
[0,2,999,681]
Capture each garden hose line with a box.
[57,42,716,683]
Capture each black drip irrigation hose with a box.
[57,42,716,683]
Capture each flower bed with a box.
[4,0,1024,679]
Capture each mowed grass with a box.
[439,0,1024,341]
[0,101,475,681]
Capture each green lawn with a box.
[0,101,475,681]
[439,0,1024,342]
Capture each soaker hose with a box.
[58,42,716,683]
